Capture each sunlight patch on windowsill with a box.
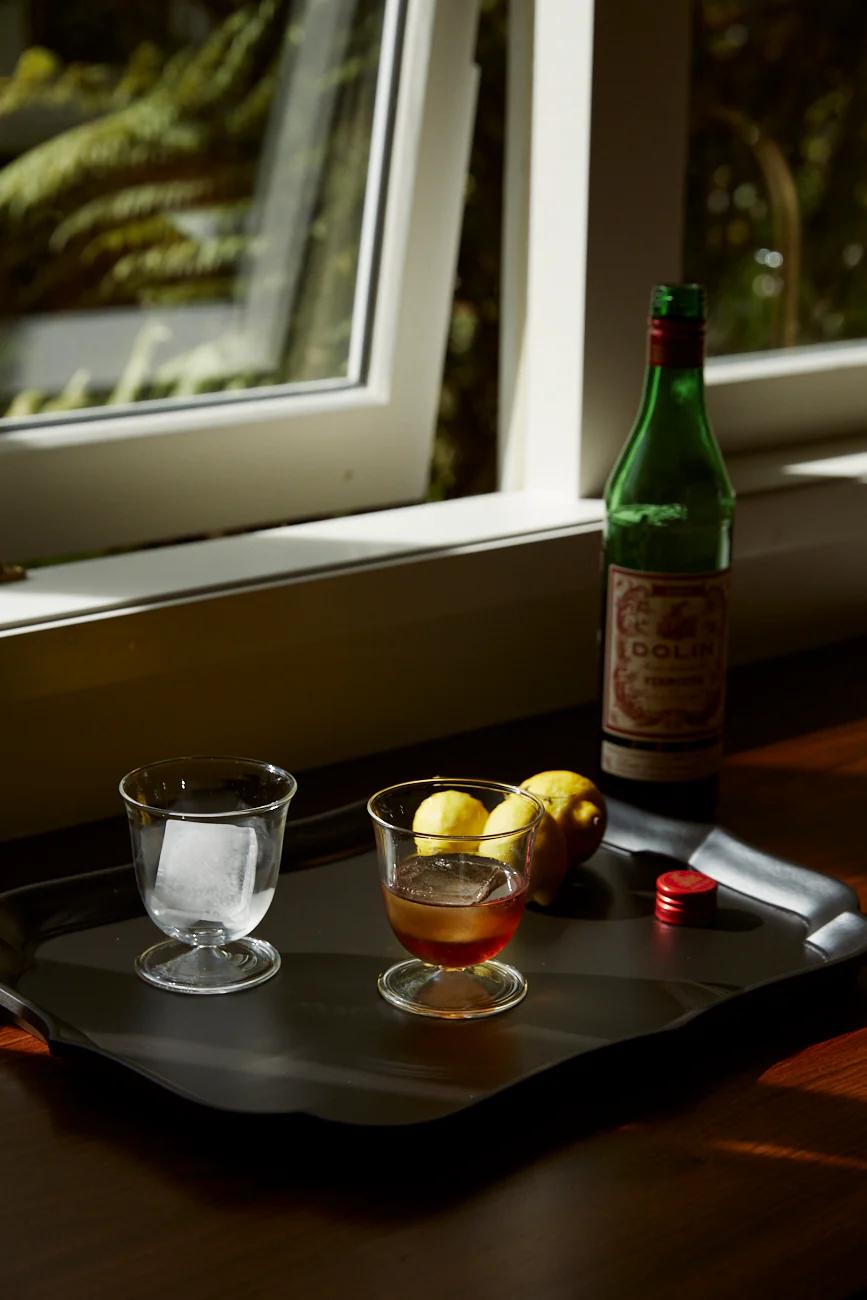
[725,434,867,494]
[0,491,603,633]
[783,451,867,483]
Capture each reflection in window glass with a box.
[0,0,389,419]
[685,0,867,357]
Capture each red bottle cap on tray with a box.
[655,869,718,926]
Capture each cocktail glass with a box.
[120,755,297,994]
[368,778,543,1019]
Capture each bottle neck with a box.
[636,318,708,428]
[639,364,706,409]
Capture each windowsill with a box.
[4,432,867,634]
[1,492,602,632]
[3,437,867,838]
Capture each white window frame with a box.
[2,0,867,840]
[0,0,479,562]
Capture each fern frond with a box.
[175,0,288,114]
[5,389,44,417]
[99,235,248,300]
[51,169,254,250]
[137,276,237,306]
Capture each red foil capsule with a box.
[648,316,706,368]
[655,868,718,926]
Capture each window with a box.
[0,0,478,562]
[683,0,867,453]
[2,0,866,840]
[510,0,867,485]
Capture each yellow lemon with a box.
[481,794,569,907]
[412,789,489,855]
[520,770,607,865]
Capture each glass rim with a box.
[366,777,545,839]
[118,755,297,819]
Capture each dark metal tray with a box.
[1,799,866,1126]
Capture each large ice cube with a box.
[396,853,504,906]
[153,820,257,923]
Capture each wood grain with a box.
[2,638,867,1300]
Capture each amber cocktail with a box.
[368,779,543,1019]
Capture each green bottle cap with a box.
[650,283,706,321]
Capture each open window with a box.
[0,0,478,563]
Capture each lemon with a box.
[412,789,489,855]
[520,770,606,864]
[481,794,569,907]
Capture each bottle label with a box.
[602,565,729,771]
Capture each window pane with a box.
[0,0,391,419]
[684,0,867,356]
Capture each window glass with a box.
[684,0,867,356]
[0,0,390,420]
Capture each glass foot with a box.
[377,958,527,1019]
[135,937,280,995]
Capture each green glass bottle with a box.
[599,283,735,820]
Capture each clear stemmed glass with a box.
[368,778,543,1019]
[120,756,297,995]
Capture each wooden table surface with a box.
[2,638,866,1300]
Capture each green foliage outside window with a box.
[685,0,867,354]
[0,0,383,414]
